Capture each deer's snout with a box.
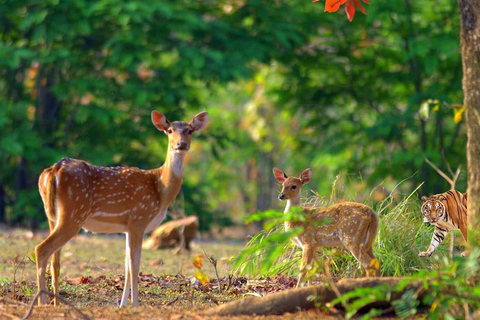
[176,141,189,150]
[278,194,286,200]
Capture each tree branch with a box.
[22,290,91,320]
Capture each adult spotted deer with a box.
[273,168,380,287]
[36,111,208,306]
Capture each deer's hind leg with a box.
[366,247,375,260]
[36,217,82,305]
[341,218,375,277]
[344,242,375,277]
[47,218,62,306]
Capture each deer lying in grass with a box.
[36,111,208,306]
[143,215,199,253]
[273,168,380,287]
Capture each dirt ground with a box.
[1,300,338,320]
[0,227,341,319]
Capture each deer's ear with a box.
[273,168,287,183]
[152,111,170,132]
[300,168,312,185]
[190,112,209,131]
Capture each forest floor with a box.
[0,226,340,319]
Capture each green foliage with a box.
[329,284,392,319]
[328,250,480,319]
[231,225,302,277]
[0,0,316,225]
[0,0,466,231]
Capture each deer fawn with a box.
[36,111,208,306]
[273,168,380,287]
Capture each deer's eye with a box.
[292,185,297,189]
[167,129,173,134]
[188,129,193,135]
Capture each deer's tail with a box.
[39,165,59,225]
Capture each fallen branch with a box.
[22,290,91,320]
[166,295,180,306]
[206,277,428,316]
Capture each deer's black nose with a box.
[176,141,188,150]
[278,194,285,200]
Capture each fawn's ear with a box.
[421,196,428,202]
[300,168,312,185]
[190,112,209,131]
[273,168,287,183]
[152,111,170,132]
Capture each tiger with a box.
[419,189,468,257]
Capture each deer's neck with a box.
[155,149,186,203]
[164,149,185,178]
[284,194,301,214]
[284,194,301,233]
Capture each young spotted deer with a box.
[273,168,380,287]
[36,111,208,307]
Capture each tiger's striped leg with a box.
[459,225,469,257]
[419,227,448,257]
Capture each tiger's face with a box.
[421,195,446,224]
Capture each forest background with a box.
[0,0,466,233]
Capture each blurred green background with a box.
[0,0,466,231]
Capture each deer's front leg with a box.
[128,230,144,307]
[120,234,131,307]
[296,244,315,288]
[419,227,447,257]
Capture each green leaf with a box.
[0,135,23,156]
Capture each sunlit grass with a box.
[0,231,242,283]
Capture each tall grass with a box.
[231,175,452,279]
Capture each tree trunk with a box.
[206,277,429,316]
[0,183,5,223]
[458,0,480,245]
[35,65,61,136]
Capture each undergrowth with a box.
[231,176,451,279]
[231,175,479,318]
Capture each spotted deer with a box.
[36,111,208,306]
[273,168,380,287]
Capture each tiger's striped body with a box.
[419,190,468,257]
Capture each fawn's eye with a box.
[292,185,297,189]
[188,129,193,135]
[167,129,173,134]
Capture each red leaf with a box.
[345,1,356,22]
[324,0,346,13]
[352,0,366,14]
[362,0,370,3]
